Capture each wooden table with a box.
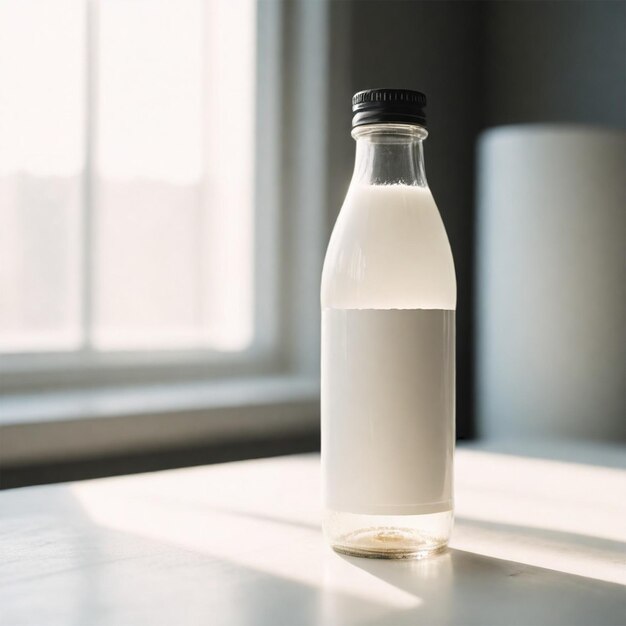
[2,443,625,625]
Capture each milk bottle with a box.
[321,89,456,558]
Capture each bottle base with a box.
[324,509,452,560]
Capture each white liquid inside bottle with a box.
[321,116,456,558]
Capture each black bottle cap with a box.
[352,89,427,129]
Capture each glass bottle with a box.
[321,89,456,558]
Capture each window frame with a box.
[1,0,333,471]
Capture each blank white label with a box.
[322,309,455,515]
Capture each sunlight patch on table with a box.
[70,480,422,613]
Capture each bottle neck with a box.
[351,123,428,187]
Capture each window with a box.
[0,0,258,371]
[0,0,327,473]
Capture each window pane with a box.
[0,0,84,352]
[94,0,256,352]
[202,0,256,351]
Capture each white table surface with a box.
[2,443,625,626]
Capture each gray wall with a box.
[482,1,626,129]
[324,0,626,440]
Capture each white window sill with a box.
[0,376,320,466]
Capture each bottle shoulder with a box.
[321,184,456,310]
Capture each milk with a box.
[321,179,456,557]
[321,184,456,310]
[322,182,456,512]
